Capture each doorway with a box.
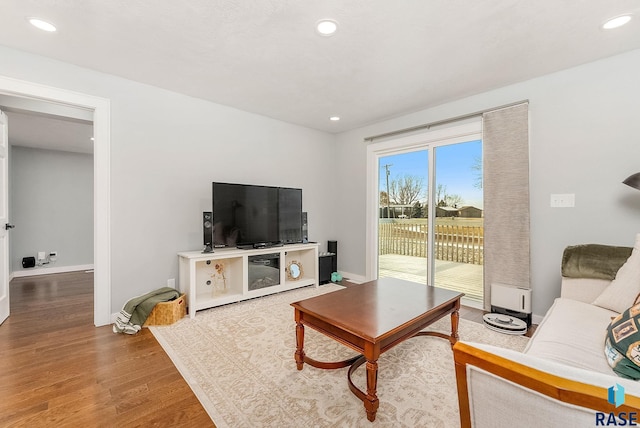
[0,75,111,326]
[367,122,483,307]
[6,107,94,278]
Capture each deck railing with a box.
[379,221,484,265]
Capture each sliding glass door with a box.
[432,140,483,302]
[378,149,429,284]
[370,124,483,305]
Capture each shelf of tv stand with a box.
[177,242,319,318]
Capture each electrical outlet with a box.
[167,278,176,288]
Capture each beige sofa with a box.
[454,244,640,428]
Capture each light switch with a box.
[550,193,575,208]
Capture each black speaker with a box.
[22,256,35,269]
[203,211,213,253]
[319,255,333,284]
[301,212,308,243]
[328,240,337,272]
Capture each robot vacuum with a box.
[483,313,528,335]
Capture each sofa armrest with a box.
[453,341,640,428]
[560,243,631,304]
[560,277,611,303]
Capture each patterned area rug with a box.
[150,284,529,427]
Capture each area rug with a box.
[150,284,529,427]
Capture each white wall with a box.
[4,42,640,320]
[335,48,640,319]
[10,146,93,272]
[0,45,338,313]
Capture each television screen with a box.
[278,187,302,244]
[212,183,280,247]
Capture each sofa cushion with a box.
[592,234,640,313]
[525,298,617,375]
[560,277,611,304]
[605,302,640,379]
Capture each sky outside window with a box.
[379,140,482,209]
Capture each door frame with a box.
[365,121,482,282]
[0,75,111,327]
[0,111,8,324]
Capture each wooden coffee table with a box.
[291,277,463,422]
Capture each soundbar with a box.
[236,241,284,250]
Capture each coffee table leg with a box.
[364,360,379,421]
[295,320,305,370]
[450,299,461,347]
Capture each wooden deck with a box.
[378,254,483,302]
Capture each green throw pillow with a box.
[605,302,640,379]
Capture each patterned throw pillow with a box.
[605,302,640,379]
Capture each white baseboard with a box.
[11,264,95,278]
[340,271,367,284]
[532,313,545,325]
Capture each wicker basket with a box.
[143,293,186,326]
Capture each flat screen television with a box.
[212,182,302,248]
[278,187,302,244]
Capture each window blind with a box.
[482,103,530,311]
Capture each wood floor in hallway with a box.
[0,271,213,427]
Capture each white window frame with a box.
[365,121,482,284]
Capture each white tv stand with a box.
[178,242,319,318]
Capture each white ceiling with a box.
[1,1,639,137]
[4,110,93,155]
[0,94,94,154]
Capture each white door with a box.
[0,110,10,324]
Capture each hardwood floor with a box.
[0,272,213,427]
[1,272,521,427]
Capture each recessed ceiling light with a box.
[28,17,57,32]
[329,116,340,121]
[602,14,632,30]
[316,19,338,36]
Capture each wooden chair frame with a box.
[453,342,640,428]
